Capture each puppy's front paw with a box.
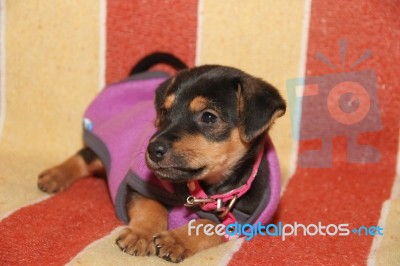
[38,167,72,193]
[153,231,193,263]
[116,227,156,256]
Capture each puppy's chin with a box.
[152,166,205,183]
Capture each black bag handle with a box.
[130,52,188,75]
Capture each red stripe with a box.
[0,178,121,265]
[106,0,198,85]
[230,0,400,265]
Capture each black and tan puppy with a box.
[38,65,285,263]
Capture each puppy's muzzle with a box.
[147,140,169,163]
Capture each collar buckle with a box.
[184,195,238,218]
[184,195,215,207]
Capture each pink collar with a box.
[185,143,265,240]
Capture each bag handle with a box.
[130,52,188,75]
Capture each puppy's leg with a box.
[116,192,168,256]
[153,219,224,263]
[38,147,105,193]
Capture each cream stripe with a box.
[195,0,204,66]
[0,0,102,220]
[66,226,124,266]
[0,0,5,140]
[99,0,106,90]
[67,226,246,266]
[284,0,312,189]
[218,238,244,266]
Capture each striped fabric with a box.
[0,0,399,265]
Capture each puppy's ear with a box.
[237,76,286,142]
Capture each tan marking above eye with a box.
[189,96,208,112]
[164,94,176,109]
[165,76,176,94]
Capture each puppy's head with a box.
[146,65,285,183]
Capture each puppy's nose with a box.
[147,141,169,163]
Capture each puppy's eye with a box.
[201,111,218,124]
